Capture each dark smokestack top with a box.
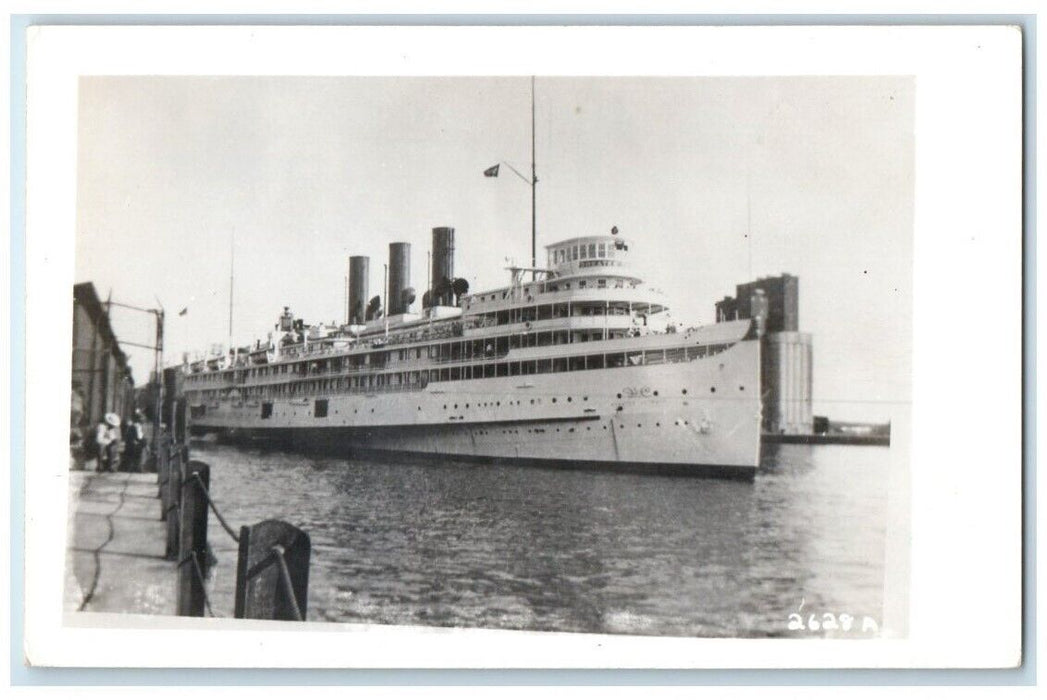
[431,226,456,307]
[388,242,411,316]
[348,255,370,325]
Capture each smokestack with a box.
[388,242,411,316]
[348,255,369,325]
[431,226,455,307]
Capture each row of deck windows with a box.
[188,321,655,386]
[191,344,729,401]
[550,242,616,265]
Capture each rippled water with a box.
[196,439,896,637]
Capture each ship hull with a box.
[191,339,762,479]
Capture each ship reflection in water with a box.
[198,441,891,637]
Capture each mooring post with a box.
[234,520,311,621]
[163,448,182,561]
[174,397,187,445]
[157,435,170,513]
[176,460,210,616]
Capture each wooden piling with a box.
[234,520,311,621]
[176,460,210,616]
[162,442,181,560]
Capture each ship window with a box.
[579,280,587,289]
[572,246,578,261]
[598,243,606,258]
[450,366,461,380]
[484,364,496,378]
[553,357,568,373]
[509,362,521,376]
[314,399,328,418]
[580,245,588,259]
[588,244,596,258]
[261,402,273,419]
[597,279,607,288]
[569,356,585,371]
[586,355,605,370]
[666,347,687,363]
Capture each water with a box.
[197,440,895,637]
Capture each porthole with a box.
[616,393,622,399]
[552,397,557,403]
[710,387,716,393]
[682,388,688,395]
[653,390,659,397]
[739,385,745,391]
[567,397,572,402]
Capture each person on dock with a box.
[95,413,122,472]
[121,410,145,472]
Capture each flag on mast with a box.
[483,164,500,177]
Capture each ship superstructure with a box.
[184,228,764,479]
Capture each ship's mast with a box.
[530,75,537,281]
[228,233,234,350]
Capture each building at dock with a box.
[716,274,812,435]
[72,282,136,462]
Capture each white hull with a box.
[191,339,762,478]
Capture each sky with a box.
[76,76,912,422]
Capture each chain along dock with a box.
[65,424,312,620]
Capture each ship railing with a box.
[241,378,430,403]
[273,321,467,361]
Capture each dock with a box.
[65,471,174,615]
[762,433,891,447]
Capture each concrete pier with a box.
[65,471,174,615]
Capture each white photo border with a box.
[20,23,1022,670]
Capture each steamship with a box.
[183,227,764,480]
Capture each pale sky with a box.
[76,76,912,422]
